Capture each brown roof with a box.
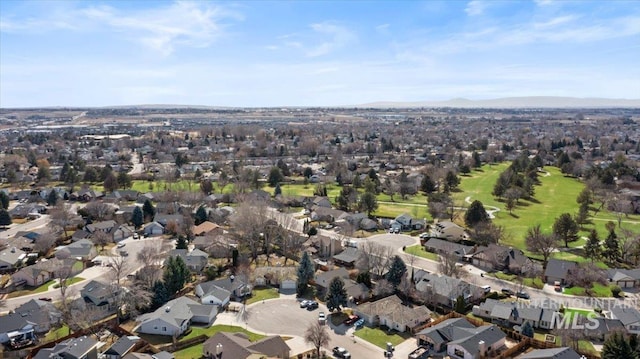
[192,221,221,236]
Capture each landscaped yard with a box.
[245,287,280,305]
[7,280,55,298]
[404,245,439,261]
[172,325,267,359]
[354,326,411,349]
[44,325,70,342]
[563,283,614,297]
[52,276,85,289]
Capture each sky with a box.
[1,0,639,107]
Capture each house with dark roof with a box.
[414,270,485,308]
[143,221,164,236]
[136,297,217,337]
[416,318,506,358]
[85,220,118,234]
[198,276,252,300]
[11,258,80,286]
[423,238,474,260]
[333,247,361,267]
[0,299,60,344]
[104,336,141,359]
[122,352,174,359]
[516,347,581,359]
[195,281,232,307]
[314,267,349,296]
[0,246,26,271]
[81,280,121,315]
[544,259,578,285]
[472,299,556,330]
[55,238,97,261]
[153,214,184,227]
[202,332,290,359]
[607,268,640,288]
[610,306,640,334]
[166,249,209,272]
[355,295,431,332]
[33,335,99,359]
[470,244,534,274]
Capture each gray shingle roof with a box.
[517,347,581,359]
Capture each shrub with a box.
[611,286,622,298]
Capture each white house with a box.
[195,283,231,307]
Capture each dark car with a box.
[333,346,351,359]
[501,288,514,296]
[38,297,52,302]
[516,291,530,299]
[306,301,319,310]
[344,315,360,326]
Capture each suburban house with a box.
[252,266,297,291]
[470,244,533,274]
[310,196,332,209]
[202,331,291,359]
[153,214,184,228]
[391,213,425,231]
[423,238,474,260]
[81,280,121,315]
[343,212,378,231]
[166,249,209,272]
[199,276,252,300]
[310,206,348,223]
[195,281,232,307]
[11,258,80,287]
[55,238,97,261]
[333,247,361,267]
[430,221,468,242]
[416,318,506,358]
[314,267,349,296]
[192,221,222,236]
[414,270,485,308]
[113,224,135,242]
[607,268,640,288]
[610,306,640,334]
[9,203,47,219]
[33,335,100,359]
[543,259,578,285]
[136,297,218,337]
[516,347,582,359]
[71,189,104,202]
[143,222,164,236]
[193,235,237,258]
[122,351,175,359]
[0,299,60,344]
[85,220,118,235]
[472,299,556,330]
[308,235,344,258]
[103,336,141,359]
[0,247,26,271]
[354,295,431,332]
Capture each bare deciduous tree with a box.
[50,203,75,240]
[373,278,394,297]
[525,224,558,271]
[438,247,464,279]
[304,321,330,359]
[229,200,271,263]
[91,231,112,253]
[84,201,114,221]
[33,230,58,255]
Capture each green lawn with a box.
[564,283,614,297]
[52,276,84,289]
[404,245,439,261]
[44,325,70,342]
[523,277,544,289]
[7,280,55,298]
[354,326,410,349]
[245,287,280,305]
[173,344,206,359]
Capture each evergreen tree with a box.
[454,294,466,314]
[274,183,282,197]
[584,229,601,261]
[151,280,170,309]
[142,199,155,221]
[296,252,315,296]
[46,190,59,206]
[267,166,283,187]
[472,151,482,168]
[420,175,436,194]
[163,256,190,294]
[194,205,208,225]
[132,206,144,229]
[0,209,12,227]
[553,213,579,247]
[602,332,638,359]
[521,321,534,338]
[465,200,489,228]
[385,255,407,289]
[444,171,460,192]
[603,229,621,263]
[0,191,8,210]
[176,235,188,250]
[358,191,378,217]
[356,271,372,288]
[117,171,132,189]
[103,172,118,193]
[325,277,348,312]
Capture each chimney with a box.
[165,306,171,312]
[478,340,486,355]
[11,247,16,253]
[230,275,234,282]
[216,343,223,355]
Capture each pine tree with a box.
[521,321,534,338]
[602,332,638,359]
[603,229,620,264]
[0,191,10,209]
[151,280,170,309]
[553,213,579,247]
[465,200,489,227]
[132,206,143,229]
[142,199,155,221]
[420,175,436,194]
[454,294,466,314]
[584,229,601,261]
[385,255,407,289]
[47,190,59,206]
[296,252,315,296]
[274,183,282,197]
[0,209,12,227]
[325,277,347,312]
[163,256,190,294]
[194,206,208,225]
[176,235,188,250]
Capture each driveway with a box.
[246,298,384,358]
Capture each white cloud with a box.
[376,23,390,35]
[306,22,356,57]
[465,1,486,16]
[533,15,578,29]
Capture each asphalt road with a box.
[247,298,384,358]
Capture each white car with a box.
[117,243,126,248]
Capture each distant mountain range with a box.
[356,96,640,108]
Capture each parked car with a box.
[481,285,491,293]
[516,291,530,299]
[38,297,52,302]
[344,314,360,326]
[419,233,430,239]
[333,346,351,359]
[318,311,326,325]
[554,281,562,292]
[117,242,126,248]
[306,301,319,310]
[501,288,514,296]
[299,300,311,308]
[133,233,139,240]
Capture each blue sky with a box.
[1,0,639,107]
